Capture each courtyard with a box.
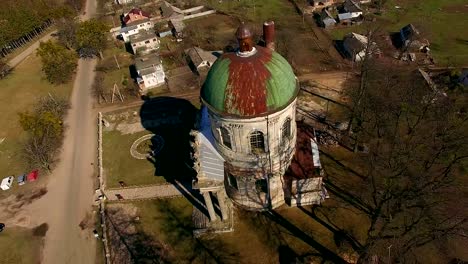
[102,97,197,188]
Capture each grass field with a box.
[103,130,168,188]
[0,227,43,264]
[189,0,342,72]
[118,197,365,263]
[328,0,468,65]
[0,54,73,179]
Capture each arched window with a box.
[282,118,291,142]
[250,131,265,153]
[220,127,232,149]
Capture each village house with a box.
[123,8,151,25]
[120,18,154,42]
[342,32,379,62]
[338,0,363,23]
[185,47,218,73]
[399,24,430,51]
[114,0,131,4]
[319,9,337,28]
[129,31,159,55]
[135,54,166,92]
[311,0,336,7]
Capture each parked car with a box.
[1,176,14,190]
[17,174,26,186]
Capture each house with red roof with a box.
[123,8,151,26]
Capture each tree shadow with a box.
[154,199,240,263]
[278,244,299,264]
[298,206,363,252]
[265,210,349,264]
[319,150,367,180]
[106,206,173,263]
[322,179,372,215]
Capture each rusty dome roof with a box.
[201,45,298,118]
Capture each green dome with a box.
[201,46,298,117]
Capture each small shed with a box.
[320,9,337,28]
[185,47,218,71]
[169,19,185,38]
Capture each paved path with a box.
[105,184,184,201]
[97,88,200,113]
[6,30,57,69]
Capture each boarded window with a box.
[228,173,238,190]
[250,131,265,153]
[145,40,150,44]
[255,179,268,193]
[220,127,232,149]
[282,118,291,145]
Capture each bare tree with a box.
[19,95,69,170]
[342,63,468,262]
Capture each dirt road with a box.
[23,1,99,263]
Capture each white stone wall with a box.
[206,99,297,210]
[121,21,154,42]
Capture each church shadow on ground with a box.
[139,96,196,181]
[139,96,210,216]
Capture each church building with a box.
[191,22,326,221]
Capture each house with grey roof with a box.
[130,31,159,55]
[120,18,154,42]
[338,0,363,23]
[135,54,166,92]
[320,9,337,28]
[342,32,379,62]
[185,47,218,72]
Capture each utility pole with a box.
[387,245,392,264]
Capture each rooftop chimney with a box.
[263,21,275,51]
[236,22,254,53]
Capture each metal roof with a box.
[201,45,298,117]
[185,47,217,67]
[126,18,151,27]
[129,31,157,43]
[343,0,362,13]
[120,25,138,33]
[135,54,161,70]
[198,107,225,181]
[170,19,185,32]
